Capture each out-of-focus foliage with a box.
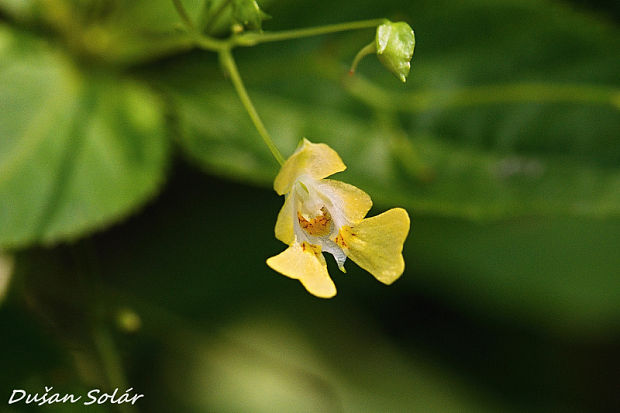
[0,27,168,248]
[1,0,619,249]
[1,0,620,412]
[164,0,620,219]
[8,173,618,412]
[3,177,522,413]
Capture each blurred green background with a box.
[1,0,620,412]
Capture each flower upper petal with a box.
[339,208,410,285]
[274,139,346,195]
[266,242,336,298]
[317,179,373,225]
[274,193,295,244]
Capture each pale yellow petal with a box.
[274,139,346,195]
[274,193,295,244]
[318,179,372,224]
[266,242,337,298]
[339,208,410,285]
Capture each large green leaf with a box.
[163,313,518,413]
[404,216,620,335]
[0,26,169,248]
[0,0,210,65]
[154,0,620,218]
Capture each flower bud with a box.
[232,0,270,32]
[375,21,415,83]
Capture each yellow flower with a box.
[266,139,410,298]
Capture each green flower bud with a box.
[232,0,271,32]
[375,21,415,83]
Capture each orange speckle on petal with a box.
[297,207,332,237]
[300,242,322,257]
[334,226,353,248]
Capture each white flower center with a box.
[291,176,348,270]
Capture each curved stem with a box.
[166,15,392,166]
[219,49,285,165]
[349,41,376,75]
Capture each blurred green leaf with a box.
[162,79,620,218]
[406,216,620,335]
[164,314,516,413]
[79,166,618,334]
[0,0,204,30]
[0,0,209,65]
[2,0,619,412]
[0,26,169,248]
[153,0,620,218]
[14,170,613,411]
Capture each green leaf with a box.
[0,0,209,65]
[152,0,620,219]
[0,26,169,248]
[154,65,620,219]
[166,314,512,413]
[406,216,620,334]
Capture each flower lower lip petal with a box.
[266,242,336,298]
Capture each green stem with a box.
[190,18,388,51]
[349,41,376,75]
[219,49,285,165]
[344,75,620,112]
[91,325,137,413]
[75,241,137,413]
[234,18,387,46]
[167,17,392,165]
[192,33,228,51]
[172,0,195,30]
[412,83,619,109]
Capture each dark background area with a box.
[1,0,619,412]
